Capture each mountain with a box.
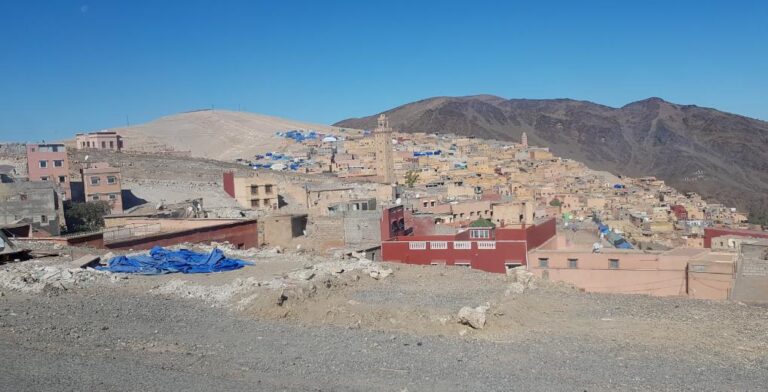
[114,109,347,160]
[335,95,768,215]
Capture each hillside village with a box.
[1,110,767,301]
[2,110,768,390]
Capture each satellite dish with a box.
[84,155,90,161]
[395,198,402,205]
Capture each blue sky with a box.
[1,0,766,141]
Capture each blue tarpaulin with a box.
[97,246,253,275]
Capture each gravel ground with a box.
[1,289,767,392]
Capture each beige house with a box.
[223,172,279,210]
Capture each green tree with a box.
[64,201,112,233]
[549,199,562,207]
[404,170,420,188]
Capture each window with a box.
[101,141,106,148]
[107,176,117,184]
[19,194,27,201]
[90,176,100,185]
[39,160,48,168]
[91,195,100,201]
[568,258,578,269]
[453,241,471,250]
[477,241,496,250]
[58,176,66,183]
[430,260,446,266]
[251,199,260,207]
[265,185,273,194]
[609,259,620,269]
[430,241,448,250]
[54,160,64,167]
[108,193,117,200]
[250,185,259,194]
[109,141,114,148]
[538,258,549,268]
[470,229,490,239]
[41,215,47,223]
[40,176,49,181]
[408,241,427,250]
[455,262,471,268]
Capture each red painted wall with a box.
[704,227,768,248]
[381,239,527,274]
[106,220,258,250]
[223,172,235,198]
[525,218,557,249]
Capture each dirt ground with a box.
[1,243,767,391]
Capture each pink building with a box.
[81,162,123,214]
[26,143,71,200]
[75,131,123,151]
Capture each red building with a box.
[380,206,556,274]
[670,205,688,220]
[704,227,768,248]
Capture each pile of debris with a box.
[505,267,537,295]
[0,262,112,294]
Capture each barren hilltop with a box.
[114,109,352,160]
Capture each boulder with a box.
[457,305,489,329]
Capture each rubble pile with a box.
[457,304,490,329]
[0,263,111,294]
[505,267,537,296]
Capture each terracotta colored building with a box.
[223,172,278,210]
[81,162,123,214]
[26,143,71,200]
[381,206,556,274]
[75,131,123,151]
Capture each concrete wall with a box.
[732,242,768,304]
[343,210,381,248]
[0,182,61,236]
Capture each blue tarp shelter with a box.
[97,246,253,275]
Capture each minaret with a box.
[521,132,528,148]
[374,114,395,184]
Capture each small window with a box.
[477,241,496,250]
[609,259,620,269]
[470,229,490,239]
[455,262,471,268]
[91,195,100,201]
[39,160,48,168]
[90,176,100,185]
[101,141,106,148]
[265,185,273,194]
[19,194,28,201]
[453,241,472,250]
[568,258,578,269]
[58,176,66,183]
[251,185,259,194]
[538,258,549,268]
[109,141,114,148]
[108,193,117,200]
[251,199,260,207]
[40,176,49,181]
[40,215,48,223]
[408,241,427,250]
[107,176,117,184]
[54,160,64,167]
[430,241,448,250]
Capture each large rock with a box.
[457,305,489,329]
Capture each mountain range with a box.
[335,95,768,217]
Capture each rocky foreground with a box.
[1,243,767,391]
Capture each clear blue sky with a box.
[1,0,766,141]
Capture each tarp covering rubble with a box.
[97,246,253,275]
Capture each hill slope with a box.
[335,95,768,214]
[115,109,347,160]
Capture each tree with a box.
[404,170,420,188]
[549,199,562,207]
[64,201,112,233]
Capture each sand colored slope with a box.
[116,109,351,160]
